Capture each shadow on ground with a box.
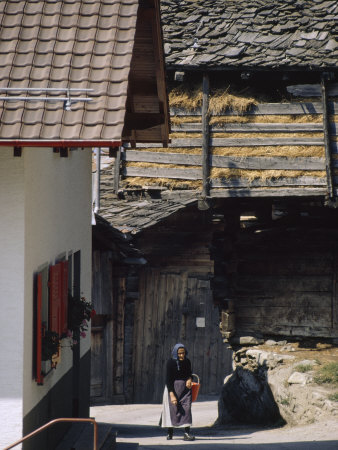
[105,423,338,450]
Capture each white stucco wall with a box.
[0,146,92,447]
[0,148,25,448]
[23,147,92,414]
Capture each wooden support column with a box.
[199,73,210,210]
[333,246,338,331]
[321,74,334,200]
[113,146,121,193]
[219,202,241,341]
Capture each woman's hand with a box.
[186,378,192,389]
[170,392,177,405]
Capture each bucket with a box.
[191,373,200,402]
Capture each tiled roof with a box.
[0,0,140,144]
[161,0,338,70]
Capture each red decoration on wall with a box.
[35,258,70,385]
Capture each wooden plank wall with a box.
[91,250,126,404]
[132,268,233,403]
[132,213,233,403]
[234,226,338,338]
[121,101,338,198]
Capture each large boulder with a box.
[218,366,284,425]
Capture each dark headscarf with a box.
[171,343,188,370]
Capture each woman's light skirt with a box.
[160,381,192,428]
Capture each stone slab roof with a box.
[98,161,197,234]
[160,0,338,70]
[0,0,169,146]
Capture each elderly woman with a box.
[160,343,195,441]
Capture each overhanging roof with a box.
[0,0,169,146]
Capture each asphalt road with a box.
[90,395,338,449]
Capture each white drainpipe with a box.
[94,147,101,214]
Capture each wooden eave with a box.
[123,0,170,146]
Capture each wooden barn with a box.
[91,0,338,405]
[92,181,233,404]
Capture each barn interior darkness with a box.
[166,69,326,102]
[212,197,338,342]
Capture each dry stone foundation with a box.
[218,339,338,426]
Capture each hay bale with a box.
[169,84,257,114]
[210,168,325,182]
[122,177,202,189]
[210,114,324,125]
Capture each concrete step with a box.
[56,422,115,450]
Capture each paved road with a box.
[90,395,338,449]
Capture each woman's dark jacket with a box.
[166,358,192,393]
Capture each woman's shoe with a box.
[183,433,195,441]
[167,434,173,440]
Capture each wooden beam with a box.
[60,148,69,158]
[123,166,201,180]
[122,150,325,170]
[210,176,326,188]
[13,146,22,157]
[136,139,336,150]
[201,73,210,201]
[113,147,121,193]
[321,74,334,199]
[334,247,338,330]
[287,83,338,97]
[172,122,325,133]
[170,137,324,147]
[170,101,338,116]
[210,155,325,170]
[208,187,327,198]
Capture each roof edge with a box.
[0,140,122,148]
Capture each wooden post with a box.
[321,74,334,200]
[113,147,121,193]
[199,73,210,210]
[333,246,338,331]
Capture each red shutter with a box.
[61,261,69,335]
[49,263,62,334]
[35,273,44,385]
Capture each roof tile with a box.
[0,0,167,145]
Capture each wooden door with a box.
[132,269,233,403]
[90,315,110,403]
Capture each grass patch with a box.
[295,364,313,373]
[280,397,291,406]
[314,362,338,385]
[328,392,338,402]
